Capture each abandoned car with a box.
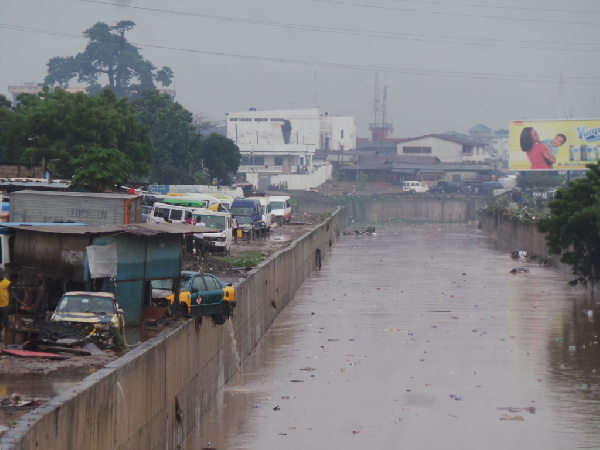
[151,271,236,324]
[45,291,126,348]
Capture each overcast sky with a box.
[1,0,599,138]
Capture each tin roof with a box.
[0,222,214,236]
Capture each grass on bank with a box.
[213,250,265,268]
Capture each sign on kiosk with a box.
[509,119,600,171]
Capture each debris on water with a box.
[273,406,280,411]
[569,346,576,351]
[510,267,529,274]
[497,406,536,414]
[290,380,304,382]
[300,367,316,371]
[352,430,360,434]
[282,396,290,399]
[328,338,339,342]
[500,415,525,421]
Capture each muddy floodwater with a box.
[184,223,600,449]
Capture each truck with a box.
[192,209,233,253]
[230,198,263,234]
[270,196,292,223]
[9,191,142,225]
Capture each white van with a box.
[248,197,272,232]
[270,195,292,224]
[403,181,429,193]
[148,203,197,224]
[193,209,232,253]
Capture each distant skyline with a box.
[1,0,598,139]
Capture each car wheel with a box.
[212,304,229,325]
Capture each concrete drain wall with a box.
[1,208,349,450]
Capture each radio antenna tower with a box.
[369,73,393,141]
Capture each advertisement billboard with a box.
[509,119,600,171]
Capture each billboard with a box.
[509,119,600,171]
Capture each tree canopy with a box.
[537,162,600,296]
[44,21,173,99]
[70,147,133,192]
[199,133,241,184]
[131,90,203,184]
[132,91,239,184]
[0,87,153,180]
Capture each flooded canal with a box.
[184,223,600,449]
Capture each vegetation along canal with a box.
[184,223,600,449]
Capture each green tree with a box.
[199,134,241,183]
[281,120,292,144]
[70,147,132,192]
[537,162,600,296]
[517,172,564,193]
[0,87,153,178]
[44,21,173,99]
[131,90,203,184]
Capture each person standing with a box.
[0,269,11,342]
[232,215,239,243]
[184,212,194,254]
[194,216,206,259]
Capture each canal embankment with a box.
[1,196,560,449]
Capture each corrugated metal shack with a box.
[6,222,208,326]
[9,191,142,225]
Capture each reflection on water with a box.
[0,366,94,398]
[184,223,600,449]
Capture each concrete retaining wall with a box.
[1,208,349,450]
[294,196,487,222]
[478,212,573,277]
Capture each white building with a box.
[227,108,356,190]
[397,134,489,163]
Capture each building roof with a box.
[0,222,214,236]
[399,134,484,146]
[10,190,137,199]
[469,124,491,132]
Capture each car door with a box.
[201,275,223,306]
[191,275,207,304]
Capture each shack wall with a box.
[9,191,142,225]
[2,207,349,449]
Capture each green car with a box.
[152,271,236,325]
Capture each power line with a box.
[384,0,600,15]
[1,23,598,86]
[309,0,600,26]
[74,0,600,51]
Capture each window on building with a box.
[229,118,238,121]
[402,146,432,154]
[274,156,283,165]
[422,174,442,183]
[341,130,344,139]
[452,174,462,182]
[271,118,284,122]
[462,145,473,155]
[241,118,252,122]
[253,156,264,165]
[241,156,250,165]
[254,118,268,121]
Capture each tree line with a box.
[0,21,240,192]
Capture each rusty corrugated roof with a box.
[0,222,214,236]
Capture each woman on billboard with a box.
[520,127,556,169]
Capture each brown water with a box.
[184,223,600,449]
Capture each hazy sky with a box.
[1,0,599,138]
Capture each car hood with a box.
[51,312,114,324]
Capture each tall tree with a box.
[0,87,153,179]
[281,120,292,144]
[70,147,133,192]
[131,90,204,184]
[44,21,173,99]
[537,162,600,296]
[200,134,241,184]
